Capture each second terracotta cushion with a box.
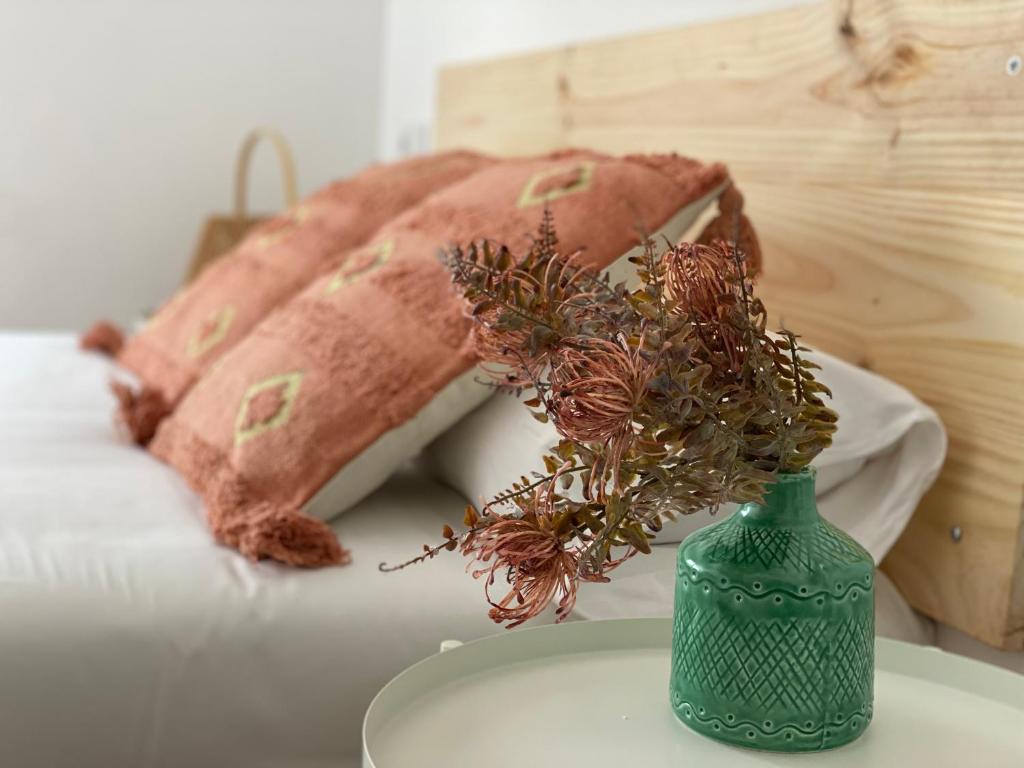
[151,150,731,566]
[118,150,493,406]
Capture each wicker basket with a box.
[184,128,298,284]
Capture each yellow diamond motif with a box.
[186,305,236,359]
[255,204,311,251]
[233,371,304,446]
[516,161,596,208]
[325,239,394,295]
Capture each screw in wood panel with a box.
[950,525,963,543]
[1007,55,1022,76]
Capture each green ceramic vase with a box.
[669,468,874,752]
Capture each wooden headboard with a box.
[435,0,1024,649]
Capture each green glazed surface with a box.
[669,469,875,752]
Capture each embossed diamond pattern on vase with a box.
[675,607,830,712]
[829,615,875,706]
[701,517,867,572]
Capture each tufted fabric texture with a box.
[115,151,494,410]
[152,150,735,566]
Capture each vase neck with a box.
[738,470,819,526]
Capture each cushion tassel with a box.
[697,185,763,277]
[210,496,350,568]
[110,380,171,446]
[80,320,125,357]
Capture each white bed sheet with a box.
[0,333,554,768]
[0,333,933,767]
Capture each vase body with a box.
[669,469,874,752]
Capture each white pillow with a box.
[422,349,946,563]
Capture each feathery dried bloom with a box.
[663,243,731,317]
[471,308,539,387]
[549,335,653,495]
[463,489,579,628]
[663,242,748,373]
[471,251,601,388]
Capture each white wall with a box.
[380,0,819,160]
[0,0,382,330]
[1,1,822,329]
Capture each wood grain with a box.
[436,0,1024,648]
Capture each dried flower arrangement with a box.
[382,205,837,627]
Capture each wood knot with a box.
[557,74,571,99]
[839,14,856,40]
[839,0,857,41]
[861,42,927,88]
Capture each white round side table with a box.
[363,618,1024,767]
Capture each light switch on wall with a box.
[396,122,433,158]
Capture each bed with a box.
[0,333,939,767]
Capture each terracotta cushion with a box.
[151,150,730,567]
[118,151,493,405]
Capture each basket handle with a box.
[234,128,299,222]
